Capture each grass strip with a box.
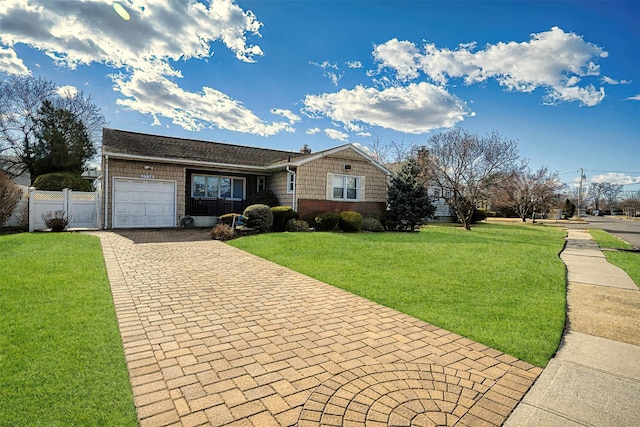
[230,223,566,367]
[0,233,137,427]
[589,228,640,287]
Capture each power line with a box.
[560,170,640,175]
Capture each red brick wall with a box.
[297,199,386,223]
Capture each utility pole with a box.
[574,168,584,219]
[578,168,583,217]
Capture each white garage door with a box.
[113,178,176,228]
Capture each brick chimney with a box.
[300,144,312,154]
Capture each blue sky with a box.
[1,0,638,190]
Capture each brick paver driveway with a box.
[95,229,541,427]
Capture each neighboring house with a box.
[428,186,456,222]
[101,128,392,229]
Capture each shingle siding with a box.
[296,148,387,202]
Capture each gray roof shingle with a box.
[102,128,309,167]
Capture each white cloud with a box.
[373,27,609,106]
[0,46,30,75]
[114,70,293,135]
[602,76,631,85]
[303,82,472,134]
[544,84,604,107]
[0,0,294,136]
[352,142,375,156]
[625,94,640,101]
[591,173,640,186]
[310,61,339,70]
[270,108,301,124]
[310,60,343,85]
[373,38,421,82]
[324,128,349,142]
[306,127,321,135]
[56,85,79,98]
[346,60,363,69]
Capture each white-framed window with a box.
[433,188,441,198]
[329,174,362,201]
[287,171,295,194]
[191,174,245,200]
[257,176,266,192]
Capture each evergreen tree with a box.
[33,100,95,177]
[388,157,435,231]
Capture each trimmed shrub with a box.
[286,218,310,232]
[362,217,384,232]
[33,172,92,192]
[246,190,279,207]
[271,206,296,232]
[243,204,273,232]
[0,172,22,226]
[315,212,339,231]
[211,223,235,242]
[339,211,363,232]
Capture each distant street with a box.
[572,216,640,249]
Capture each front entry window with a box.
[192,174,245,200]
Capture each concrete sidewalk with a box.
[505,229,640,427]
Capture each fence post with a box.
[67,188,73,224]
[28,187,35,232]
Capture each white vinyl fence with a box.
[29,188,100,231]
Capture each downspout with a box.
[286,165,296,211]
[103,155,109,229]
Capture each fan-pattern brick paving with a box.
[95,230,541,426]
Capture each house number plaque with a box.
[140,174,155,179]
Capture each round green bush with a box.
[362,217,384,232]
[246,189,279,207]
[286,218,309,232]
[315,212,339,231]
[33,172,92,191]
[339,211,363,232]
[271,206,296,232]
[243,204,273,232]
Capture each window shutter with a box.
[326,173,334,200]
[359,176,365,201]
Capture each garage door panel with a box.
[130,181,147,191]
[113,178,176,228]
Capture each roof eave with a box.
[102,151,270,172]
[266,144,393,175]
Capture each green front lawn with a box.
[230,223,567,367]
[589,228,640,287]
[0,233,137,426]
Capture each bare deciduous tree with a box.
[621,190,640,217]
[0,171,22,226]
[0,75,105,182]
[418,128,519,230]
[367,135,415,173]
[493,162,564,222]
[590,182,623,212]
